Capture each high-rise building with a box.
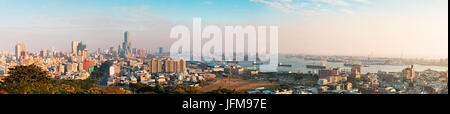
[84,59,90,72]
[121,31,132,58]
[22,51,29,60]
[132,48,137,56]
[174,60,180,73]
[402,65,415,82]
[138,48,146,60]
[77,42,87,55]
[15,43,26,59]
[58,64,65,74]
[124,31,130,43]
[50,47,55,57]
[78,63,84,72]
[319,69,336,79]
[72,41,78,56]
[351,64,361,81]
[150,58,186,74]
[165,58,173,73]
[65,63,73,74]
[150,58,163,73]
[151,58,158,74]
[180,58,186,73]
[157,59,163,73]
[40,50,47,58]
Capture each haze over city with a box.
[0,0,448,59]
[0,0,448,97]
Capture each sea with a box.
[237,55,448,74]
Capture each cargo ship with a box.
[327,59,344,63]
[306,63,327,69]
[344,63,354,67]
[278,63,293,67]
[344,63,361,67]
[253,61,264,65]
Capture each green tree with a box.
[83,88,104,94]
[70,79,98,90]
[0,64,83,94]
[103,87,131,94]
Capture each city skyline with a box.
[0,0,448,59]
[1,1,449,110]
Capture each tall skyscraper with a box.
[15,43,26,59]
[72,41,78,56]
[121,31,132,58]
[124,31,130,43]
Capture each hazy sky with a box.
[0,0,448,58]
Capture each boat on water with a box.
[253,61,264,65]
[304,57,323,61]
[327,59,344,63]
[344,63,361,67]
[306,63,327,69]
[227,61,239,64]
[344,63,354,67]
[361,58,386,65]
[278,63,293,67]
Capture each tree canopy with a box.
[0,64,83,94]
[0,64,248,94]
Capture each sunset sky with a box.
[0,0,448,58]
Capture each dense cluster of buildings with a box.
[104,56,263,87]
[248,64,448,94]
[106,57,193,86]
[0,41,100,80]
[0,31,219,89]
[0,31,448,94]
[0,31,151,82]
